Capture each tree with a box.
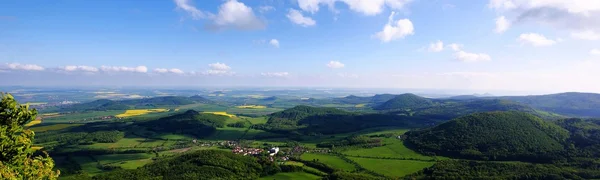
[0,93,59,179]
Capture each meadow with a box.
[43,110,125,123]
[203,111,236,118]
[348,157,435,178]
[29,123,82,132]
[115,109,169,118]
[236,105,267,109]
[342,138,436,160]
[300,153,357,171]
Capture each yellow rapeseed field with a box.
[116,109,169,118]
[203,111,236,118]
[25,118,42,127]
[236,105,267,109]
[355,104,366,108]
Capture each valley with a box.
[6,88,600,179]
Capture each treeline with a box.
[405,160,600,179]
[59,96,212,112]
[317,135,382,148]
[137,110,226,138]
[35,130,124,145]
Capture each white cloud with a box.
[100,66,148,73]
[591,48,600,55]
[296,0,412,15]
[287,9,316,27]
[208,62,231,71]
[373,12,414,43]
[326,61,345,68]
[154,68,184,74]
[176,0,264,30]
[488,0,600,36]
[494,16,510,33]
[571,30,600,40]
[454,51,492,62]
[428,40,444,52]
[63,65,99,72]
[174,0,212,19]
[261,72,290,77]
[269,39,280,48]
[447,43,463,51]
[517,33,557,47]
[211,0,265,30]
[258,6,275,13]
[205,62,234,75]
[5,63,45,71]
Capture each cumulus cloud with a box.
[447,43,463,51]
[174,0,212,19]
[488,0,600,37]
[287,9,316,27]
[175,0,264,31]
[373,12,414,43]
[591,48,600,55]
[100,66,148,73]
[428,40,444,52]
[269,39,280,48]
[454,51,492,62]
[495,16,510,33]
[571,30,600,40]
[62,65,99,72]
[261,72,290,77]
[517,33,557,47]
[154,68,185,74]
[205,62,234,75]
[5,63,45,71]
[296,0,412,15]
[326,61,345,68]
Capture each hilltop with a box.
[405,111,569,162]
[498,92,600,117]
[375,93,434,111]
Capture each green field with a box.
[72,156,103,175]
[29,123,82,132]
[245,117,269,124]
[300,153,357,171]
[207,127,247,140]
[259,172,321,180]
[343,138,435,160]
[43,110,125,123]
[348,157,435,178]
[226,107,283,116]
[157,133,192,140]
[95,153,154,165]
[82,137,145,149]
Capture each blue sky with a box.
[1,0,600,93]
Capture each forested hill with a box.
[374,93,434,110]
[497,92,600,117]
[259,105,427,135]
[405,111,569,162]
[332,94,396,104]
[59,95,212,112]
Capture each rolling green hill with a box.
[375,93,434,111]
[59,96,212,112]
[498,92,600,117]
[405,111,569,162]
[92,150,265,179]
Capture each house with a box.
[269,147,279,156]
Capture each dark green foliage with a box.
[136,110,225,138]
[35,130,124,145]
[555,118,600,158]
[413,99,539,120]
[317,135,381,148]
[259,106,426,135]
[405,160,599,180]
[499,92,600,117]
[405,111,569,162]
[375,93,434,111]
[93,150,265,180]
[227,121,249,128]
[61,99,129,112]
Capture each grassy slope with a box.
[348,157,435,178]
[259,172,321,180]
[301,153,357,171]
[342,138,437,160]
